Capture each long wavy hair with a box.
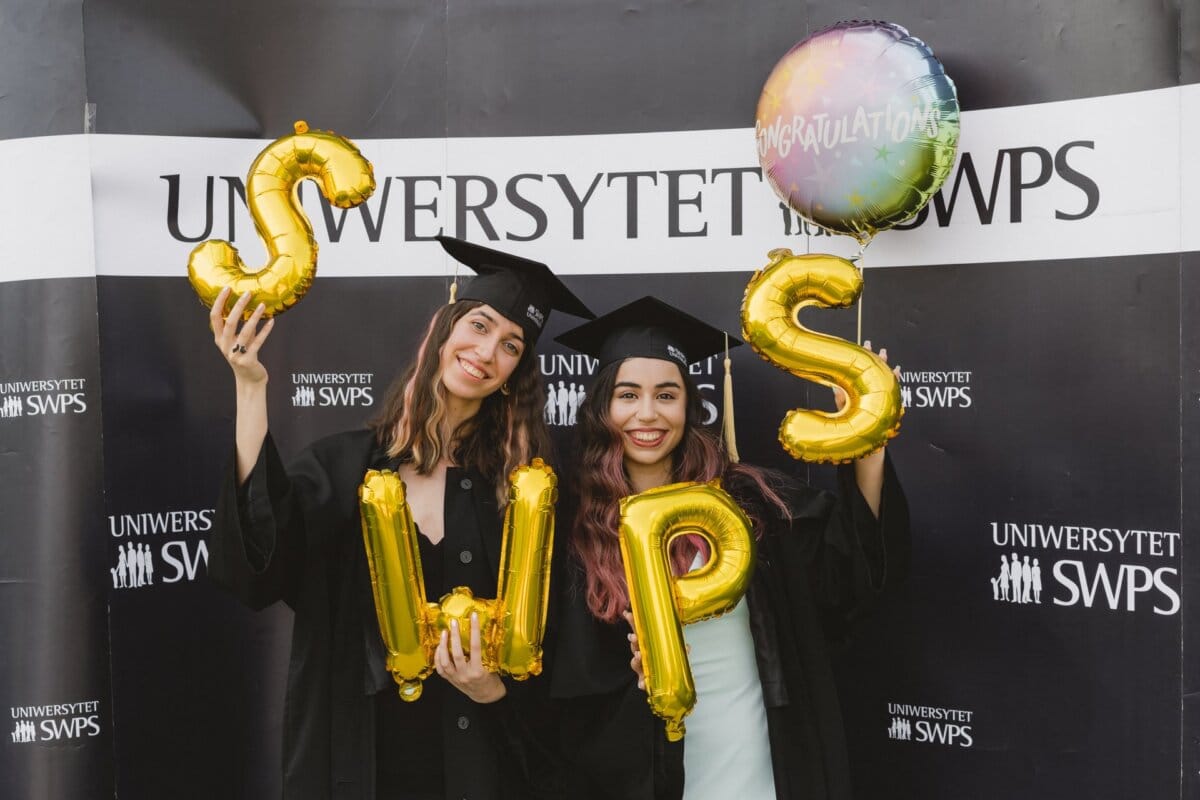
[571,359,791,623]
[370,300,551,503]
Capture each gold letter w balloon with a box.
[359,461,557,701]
[619,481,755,741]
[741,248,902,463]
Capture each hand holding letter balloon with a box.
[619,481,755,740]
[742,248,903,463]
[210,286,276,386]
[359,461,558,701]
[436,614,507,704]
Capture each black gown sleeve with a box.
[754,452,910,635]
[208,432,335,611]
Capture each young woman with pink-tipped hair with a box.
[547,297,910,800]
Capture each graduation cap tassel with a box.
[722,332,740,463]
[448,280,458,304]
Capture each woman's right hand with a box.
[210,287,276,386]
[211,287,276,483]
[622,610,646,691]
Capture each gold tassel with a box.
[448,259,460,304]
[722,332,740,463]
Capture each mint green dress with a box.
[681,593,778,800]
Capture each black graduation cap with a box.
[554,296,741,370]
[437,235,594,343]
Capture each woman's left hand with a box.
[435,613,507,704]
[830,340,895,516]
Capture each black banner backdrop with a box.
[0,1,1195,799]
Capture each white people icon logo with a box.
[888,717,912,741]
[991,552,1042,604]
[545,381,586,427]
[111,542,156,589]
[292,386,316,407]
[0,395,23,417]
[11,720,37,743]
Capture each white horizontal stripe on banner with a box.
[1181,83,1200,254]
[0,136,96,283]
[1,84,1197,285]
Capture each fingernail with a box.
[257,303,265,312]
[471,613,478,622]
[451,619,458,629]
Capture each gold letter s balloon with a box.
[188,121,376,318]
[742,248,902,463]
[618,481,755,741]
[359,460,557,700]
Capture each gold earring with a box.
[500,383,511,396]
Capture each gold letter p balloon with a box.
[188,121,376,318]
[618,481,755,740]
[359,461,557,700]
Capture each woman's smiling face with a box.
[438,304,526,402]
[608,357,687,476]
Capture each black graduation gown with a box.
[546,456,910,800]
[208,428,537,800]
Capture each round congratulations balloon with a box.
[755,21,960,244]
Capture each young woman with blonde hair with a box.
[207,237,591,800]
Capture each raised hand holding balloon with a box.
[742,249,902,463]
[188,121,376,319]
[747,21,958,461]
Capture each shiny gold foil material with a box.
[741,248,903,464]
[494,459,558,679]
[618,480,755,740]
[359,470,434,701]
[359,461,558,699]
[188,120,376,319]
[429,586,498,664]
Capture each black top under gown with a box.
[375,534,444,800]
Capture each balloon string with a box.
[857,286,863,347]
[853,243,867,346]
